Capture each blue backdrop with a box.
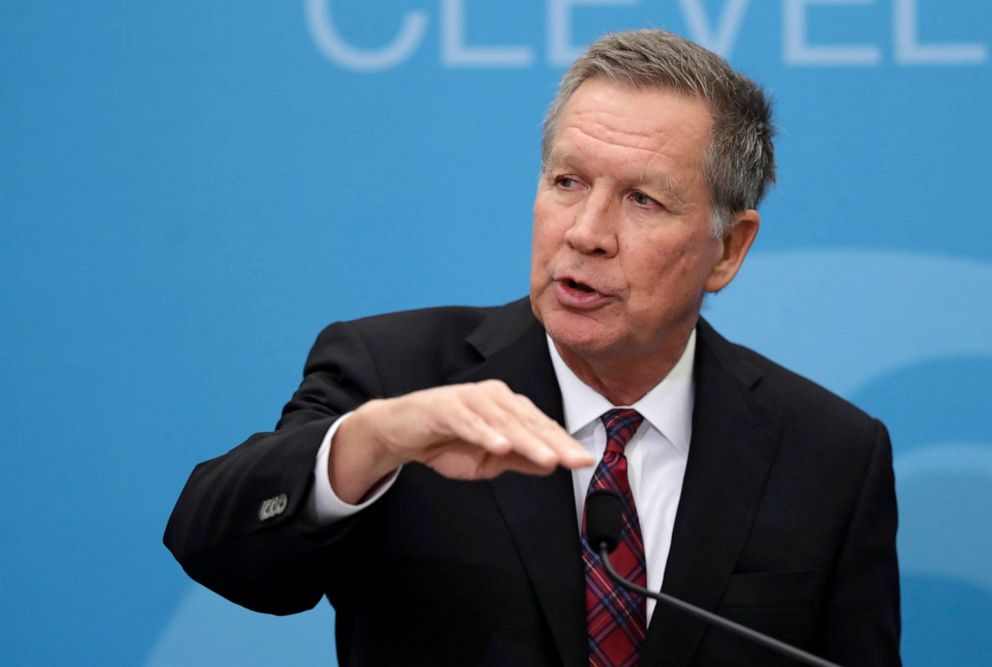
[3,1,990,665]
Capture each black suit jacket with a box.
[165,298,900,666]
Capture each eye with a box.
[554,175,582,190]
[629,191,661,209]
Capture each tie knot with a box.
[601,409,643,452]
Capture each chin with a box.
[541,309,618,357]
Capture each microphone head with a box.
[585,490,623,554]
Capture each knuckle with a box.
[481,379,510,393]
[515,393,537,410]
[490,411,513,431]
[464,413,488,434]
[456,384,484,406]
[425,409,449,435]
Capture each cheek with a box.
[531,203,563,259]
[530,224,551,264]
[530,217,556,286]
[634,236,685,278]
[623,234,703,303]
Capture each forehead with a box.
[549,79,713,174]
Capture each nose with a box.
[564,189,619,257]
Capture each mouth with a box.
[565,278,595,293]
[552,277,610,308]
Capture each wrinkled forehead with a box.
[553,79,712,142]
[547,80,714,176]
[564,76,713,117]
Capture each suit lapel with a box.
[450,304,781,667]
[449,300,587,667]
[641,320,782,666]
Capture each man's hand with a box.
[328,380,594,504]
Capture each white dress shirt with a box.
[308,329,698,623]
[547,330,695,622]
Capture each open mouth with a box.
[566,278,595,293]
[554,277,607,308]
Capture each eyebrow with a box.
[642,169,691,214]
[544,148,693,215]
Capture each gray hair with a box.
[541,29,776,237]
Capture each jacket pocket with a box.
[717,569,824,609]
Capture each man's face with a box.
[530,79,737,364]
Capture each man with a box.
[166,29,900,666]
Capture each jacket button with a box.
[258,493,288,521]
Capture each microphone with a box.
[585,490,841,667]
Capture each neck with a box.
[555,331,693,406]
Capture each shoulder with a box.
[306,297,534,393]
[352,301,517,335]
[699,319,886,448]
[317,298,528,350]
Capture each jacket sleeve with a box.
[163,320,385,615]
[816,418,902,666]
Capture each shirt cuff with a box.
[306,412,401,525]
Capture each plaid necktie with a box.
[582,408,647,667]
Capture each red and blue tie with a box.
[582,408,647,667]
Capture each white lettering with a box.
[304,0,427,71]
[894,0,987,65]
[784,0,881,66]
[304,0,991,71]
[441,0,533,67]
[679,0,749,58]
[548,0,638,66]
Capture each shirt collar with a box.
[546,328,696,455]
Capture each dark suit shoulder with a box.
[742,342,874,419]
[310,298,532,396]
[699,319,883,451]
[344,302,501,342]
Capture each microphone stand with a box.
[596,544,842,667]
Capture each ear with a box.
[705,209,760,292]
